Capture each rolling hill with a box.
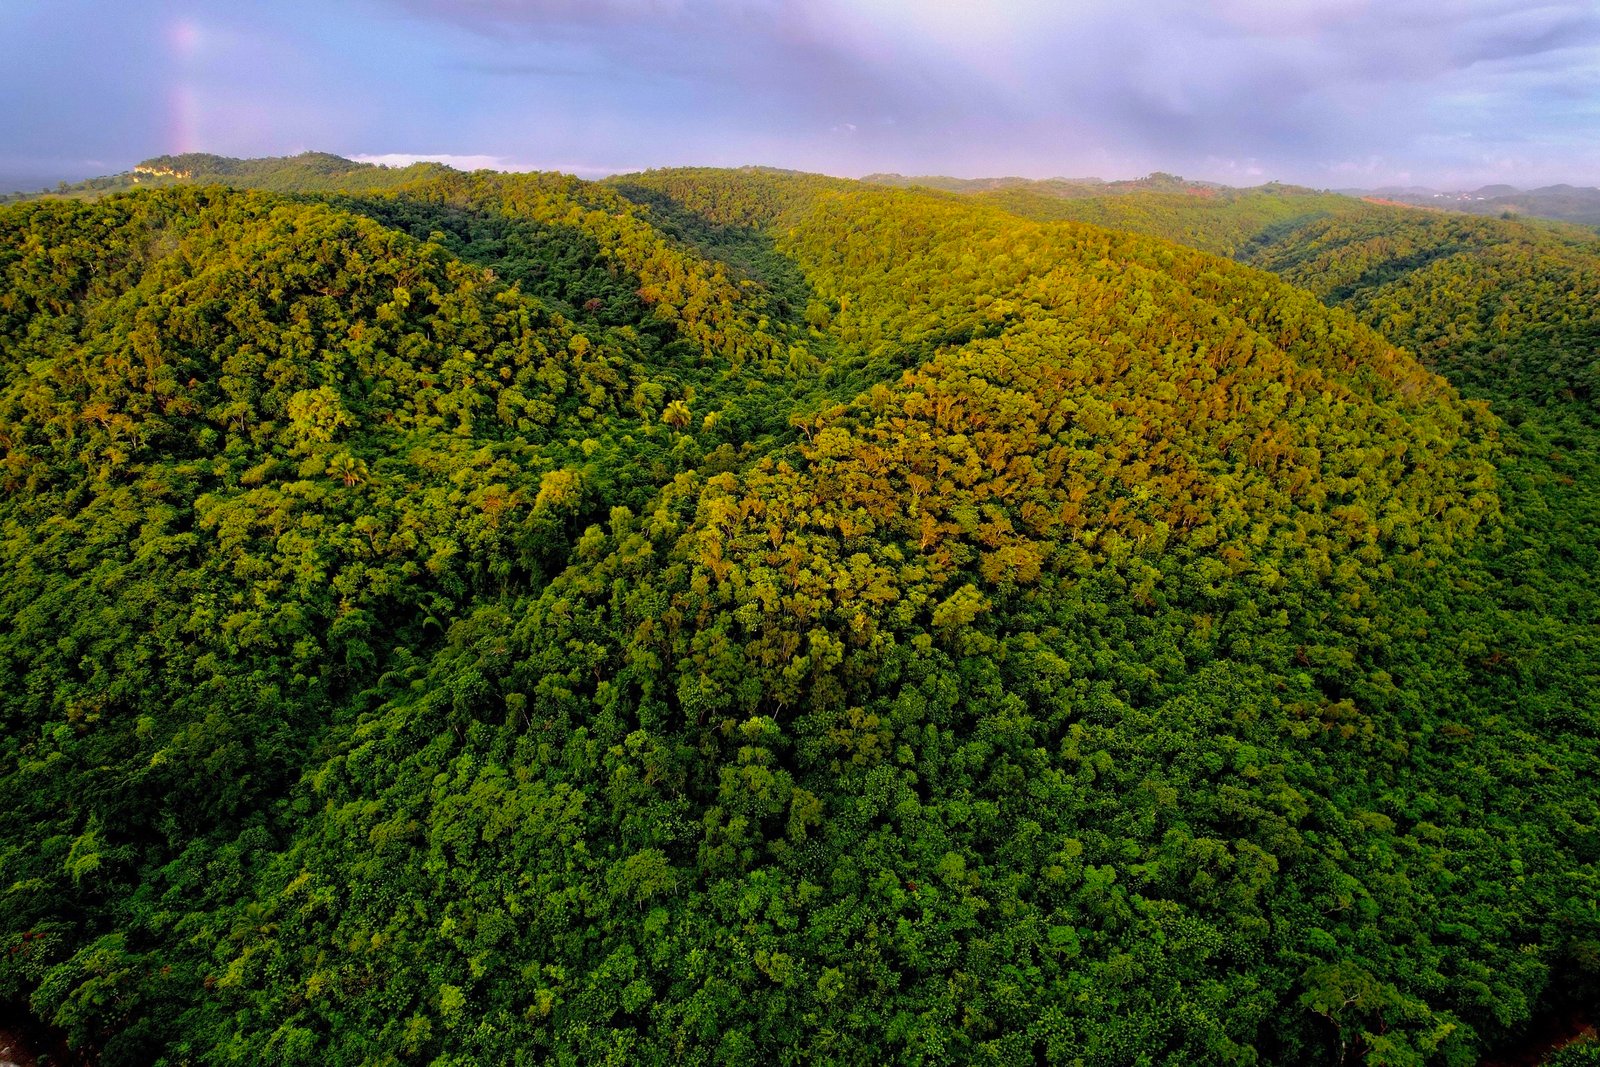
[0,157,1595,1065]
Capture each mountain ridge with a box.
[16,153,1598,229]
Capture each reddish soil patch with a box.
[0,1023,38,1067]
[1480,1012,1598,1066]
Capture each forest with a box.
[0,154,1596,1065]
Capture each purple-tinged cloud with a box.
[1,0,1596,189]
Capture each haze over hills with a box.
[1338,184,1600,227]
[0,167,95,197]
[868,171,1600,231]
[861,172,1229,197]
[14,154,1600,233]
[0,153,1596,1065]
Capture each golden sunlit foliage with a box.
[0,163,1594,1066]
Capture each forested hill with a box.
[861,171,1226,198]
[0,161,1595,1065]
[0,151,452,202]
[906,174,1599,417]
[1242,210,1600,420]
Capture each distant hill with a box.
[873,172,1600,230]
[1340,182,1600,227]
[0,151,455,202]
[922,177,1365,257]
[0,166,101,197]
[863,170,1226,198]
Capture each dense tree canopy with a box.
[0,160,1595,1065]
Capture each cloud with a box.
[4,0,1598,188]
[365,0,1600,183]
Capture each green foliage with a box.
[0,151,453,203]
[1547,1038,1600,1066]
[944,177,1369,257]
[1244,209,1600,417]
[0,161,1595,1066]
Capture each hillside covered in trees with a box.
[0,152,453,204]
[0,157,1596,1065]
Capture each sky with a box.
[2,0,1598,192]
